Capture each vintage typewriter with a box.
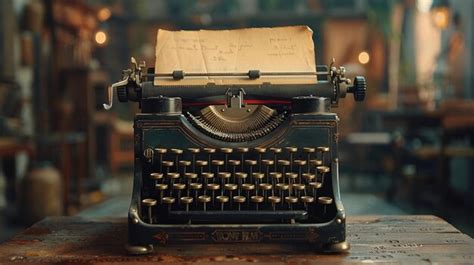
[103,28,366,255]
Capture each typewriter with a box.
[104,29,366,255]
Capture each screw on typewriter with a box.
[107,56,366,255]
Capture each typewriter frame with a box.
[127,109,348,255]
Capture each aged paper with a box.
[154,26,317,85]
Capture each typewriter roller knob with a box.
[162,197,175,213]
[141,198,157,224]
[348,76,367,102]
[216,195,229,211]
[318,196,333,215]
[301,196,315,212]
[268,196,281,211]
[233,196,246,211]
[198,195,211,211]
[250,195,264,211]
[180,196,193,212]
[284,196,298,210]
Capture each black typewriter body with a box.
[104,59,366,255]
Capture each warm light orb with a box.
[95,31,107,45]
[98,7,111,22]
[358,51,370,65]
[432,7,449,29]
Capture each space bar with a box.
[168,210,308,221]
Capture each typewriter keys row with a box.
[140,195,335,222]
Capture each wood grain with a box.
[0,215,472,264]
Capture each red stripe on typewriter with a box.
[183,100,291,107]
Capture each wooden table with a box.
[0,216,473,264]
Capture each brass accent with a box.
[318,196,333,205]
[143,148,154,162]
[150,173,163,180]
[301,196,315,203]
[171,148,183,154]
[285,147,298,153]
[167,172,180,179]
[212,160,224,166]
[207,183,220,190]
[154,148,167,154]
[317,166,330,173]
[162,197,175,204]
[180,196,193,212]
[188,148,200,153]
[284,196,298,210]
[269,172,282,180]
[276,183,289,190]
[258,183,272,190]
[292,183,305,190]
[235,172,248,179]
[241,183,255,190]
[251,195,264,203]
[285,172,298,179]
[233,195,246,203]
[309,182,322,189]
[245,160,257,166]
[142,198,157,207]
[198,195,211,211]
[310,160,323,166]
[220,147,233,153]
[216,195,229,211]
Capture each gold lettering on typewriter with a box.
[211,230,262,243]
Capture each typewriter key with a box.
[162,197,175,213]
[188,148,200,172]
[245,160,257,179]
[155,183,168,203]
[318,196,333,215]
[241,183,255,205]
[276,183,289,205]
[233,196,246,211]
[252,173,265,192]
[189,183,203,205]
[180,197,193,212]
[303,147,316,172]
[301,195,315,211]
[268,196,281,211]
[237,147,249,171]
[254,147,266,172]
[207,183,220,206]
[285,172,298,187]
[258,183,272,202]
[171,149,183,169]
[309,182,322,198]
[317,147,330,164]
[167,172,180,187]
[224,184,238,206]
[203,148,216,170]
[212,160,224,174]
[278,159,290,178]
[179,160,191,174]
[285,147,298,171]
[141,198,157,224]
[150,173,163,185]
[173,183,186,203]
[285,196,298,210]
[195,160,208,176]
[198,195,211,211]
[154,148,167,172]
[251,195,264,211]
[269,147,282,171]
[184,173,198,189]
[220,148,233,171]
[302,173,315,183]
[294,160,307,182]
[262,159,274,183]
[201,172,214,187]
[235,172,248,195]
[292,183,306,198]
[317,166,330,185]
[218,172,231,189]
[228,160,240,182]
[216,195,229,211]
[269,172,282,186]
[162,161,174,174]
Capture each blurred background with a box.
[0,0,473,242]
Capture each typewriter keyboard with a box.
[140,147,335,224]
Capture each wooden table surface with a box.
[0,215,473,264]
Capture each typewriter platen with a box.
[104,35,366,255]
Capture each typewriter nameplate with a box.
[211,230,263,243]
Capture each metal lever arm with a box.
[103,79,129,110]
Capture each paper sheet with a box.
[154,26,317,86]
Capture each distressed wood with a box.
[0,215,473,264]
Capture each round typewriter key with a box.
[237,147,249,170]
[233,195,246,211]
[292,183,306,198]
[318,196,333,215]
[262,159,274,183]
[179,160,191,174]
[180,196,193,212]
[154,148,167,171]
[317,146,330,165]
[173,183,186,202]
[241,183,255,205]
[317,166,330,185]
[277,159,290,178]
[184,173,198,188]
[155,183,168,203]
[285,196,298,210]
[162,161,174,174]
[237,147,249,153]
[301,195,315,211]
[270,147,282,153]
[220,148,233,171]
[216,195,229,211]
[171,149,183,169]
[218,172,231,195]
[268,196,281,211]
[258,183,272,202]
[285,172,298,187]
[212,160,224,173]
[276,183,289,205]
[309,181,322,198]
[198,195,211,211]
[142,198,157,224]
[195,160,208,176]
[206,183,220,205]
[285,147,298,171]
[254,147,266,172]
[235,172,248,193]
[303,147,316,172]
[252,173,265,192]
[294,160,307,183]
[220,147,233,153]
[224,184,237,206]
[203,148,216,170]
[189,183,203,204]
[150,173,163,185]
[166,172,180,191]
[245,160,257,166]
[269,147,282,170]
[162,197,175,212]
[302,173,315,183]
[188,148,200,171]
[201,172,214,187]
[251,195,264,211]
[228,160,240,182]
[269,172,282,185]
